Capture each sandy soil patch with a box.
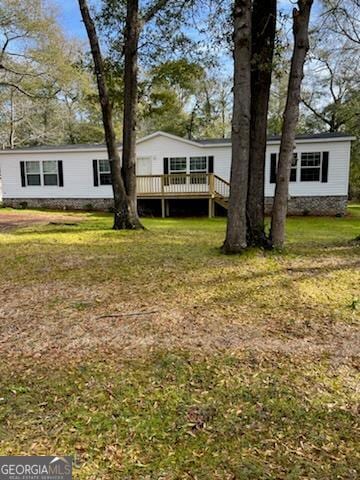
[0,211,84,231]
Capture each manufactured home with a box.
[0,131,354,217]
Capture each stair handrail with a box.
[213,174,230,198]
[213,174,230,186]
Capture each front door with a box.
[137,156,152,175]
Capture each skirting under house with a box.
[3,195,348,217]
[0,131,354,217]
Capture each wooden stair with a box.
[214,195,229,210]
[213,175,230,210]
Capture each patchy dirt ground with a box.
[0,210,359,369]
[0,211,85,231]
[0,210,359,478]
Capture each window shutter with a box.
[290,153,297,182]
[93,159,99,187]
[163,157,169,186]
[58,161,64,187]
[163,157,169,174]
[270,153,277,184]
[321,152,329,183]
[208,156,214,173]
[20,161,26,187]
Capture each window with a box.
[170,157,187,171]
[43,160,58,186]
[190,156,207,184]
[190,157,207,171]
[301,152,321,181]
[22,160,63,187]
[169,157,186,184]
[270,153,298,183]
[99,159,112,185]
[25,161,41,186]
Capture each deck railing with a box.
[214,175,230,198]
[136,173,230,198]
[137,173,218,196]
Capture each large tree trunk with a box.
[247,0,276,247]
[222,0,252,254]
[270,0,313,248]
[121,0,143,229]
[78,0,142,230]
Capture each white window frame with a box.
[43,160,59,186]
[189,156,207,184]
[300,152,322,182]
[24,160,59,187]
[97,159,112,186]
[169,157,187,184]
[25,161,41,186]
[169,157,187,174]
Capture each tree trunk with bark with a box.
[121,0,143,229]
[247,0,276,247]
[222,0,252,254]
[78,0,143,230]
[270,0,313,248]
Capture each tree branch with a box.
[142,0,171,24]
[0,82,36,98]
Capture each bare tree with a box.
[323,0,360,45]
[270,0,314,248]
[247,0,276,247]
[222,0,252,254]
[78,0,143,229]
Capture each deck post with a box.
[209,173,215,196]
[161,198,165,218]
[208,198,214,218]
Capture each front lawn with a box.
[0,207,359,479]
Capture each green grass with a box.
[0,207,359,479]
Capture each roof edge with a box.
[0,131,356,153]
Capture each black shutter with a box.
[270,153,277,183]
[163,157,169,174]
[109,160,114,184]
[290,153,297,182]
[93,159,99,186]
[58,161,64,187]
[321,152,329,183]
[163,157,169,186]
[20,161,26,187]
[208,156,214,173]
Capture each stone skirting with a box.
[3,195,348,216]
[2,198,114,211]
[265,196,348,216]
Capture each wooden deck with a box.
[136,174,229,217]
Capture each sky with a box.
[54,0,88,40]
[54,0,305,41]
[54,0,322,59]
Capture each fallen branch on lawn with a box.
[96,311,158,320]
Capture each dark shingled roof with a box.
[197,132,355,145]
[1,131,354,151]
[4,142,110,151]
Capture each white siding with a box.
[265,140,351,197]
[0,132,352,199]
[0,149,111,199]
